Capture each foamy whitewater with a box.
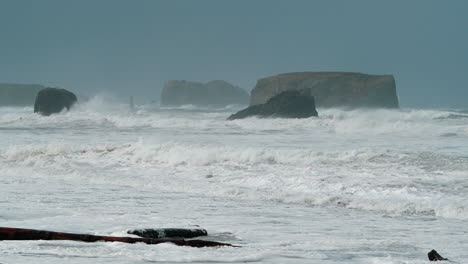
[1,96,468,263]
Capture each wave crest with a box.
[2,140,467,220]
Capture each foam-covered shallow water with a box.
[1,98,468,263]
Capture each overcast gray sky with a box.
[1,0,467,107]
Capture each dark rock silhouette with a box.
[228,90,318,120]
[250,72,399,108]
[161,80,249,107]
[0,83,44,106]
[34,88,77,116]
[128,228,207,239]
[428,250,448,261]
[0,227,236,248]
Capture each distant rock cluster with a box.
[2,71,400,119]
[162,72,398,119]
[228,72,399,119]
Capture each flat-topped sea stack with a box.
[0,83,45,106]
[250,72,399,108]
[161,80,249,107]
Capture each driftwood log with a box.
[0,227,237,248]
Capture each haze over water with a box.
[1,0,468,108]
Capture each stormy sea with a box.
[1,97,467,263]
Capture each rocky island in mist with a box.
[160,80,249,107]
[228,71,398,119]
[250,72,399,109]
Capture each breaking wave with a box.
[2,140,467,220]
[0,107,468,144]
[1,101,467,220]
[1,100,467,140]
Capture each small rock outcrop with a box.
[250,72,399,108]
[228,90,318,120]
[161,80,249,107]
[428,250,448,261]
[34,88,77,116]
[0,83,44,106]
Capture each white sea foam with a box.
[2,139,467,220]
[1,98,466,133]
[1,104,468,263]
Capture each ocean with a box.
[1,96,467,263]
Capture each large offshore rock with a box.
[250,72,399,108]
[161,80,249,107]
[0,83,44,106]
[34,88,77,116]
[228,90,318,120]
